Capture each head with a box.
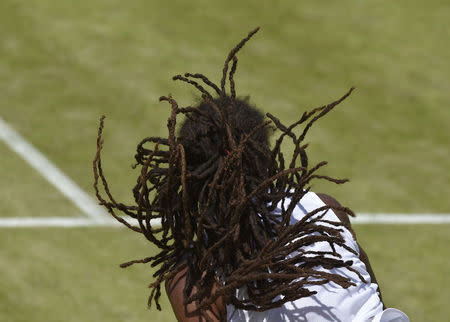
[94,27,356,315]
[178,96,271,196]
[179,96,268,165]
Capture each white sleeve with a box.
[371,308,410,322]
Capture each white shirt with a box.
[226,192,409,322]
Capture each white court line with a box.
[0,217,161,228]
[353,214,450,224]
[0,215,449,227]
[0,116,109,222]
[0,217,100,228]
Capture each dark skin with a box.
[165,194,383,322]
[165,268,225,322]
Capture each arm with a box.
[165,265,226,322]
[316,193,384,306]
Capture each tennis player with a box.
[94,28,409,322]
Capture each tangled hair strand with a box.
[93,27,357,317]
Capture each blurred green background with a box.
[0,0,448,321]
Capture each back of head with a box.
[94,27,356,315]
[179,96,270,182]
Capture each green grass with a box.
[1,0,448,210]
[0,0,449,321]
[0,228,173,322]
[0,142,80,218]
[355,225,450,321]
[0,226,448,321]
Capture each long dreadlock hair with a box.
[93,27,359,319]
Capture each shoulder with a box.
[315,193,355,239]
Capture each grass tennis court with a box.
[1,0,449,321]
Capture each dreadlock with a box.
[93,27,358,319]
